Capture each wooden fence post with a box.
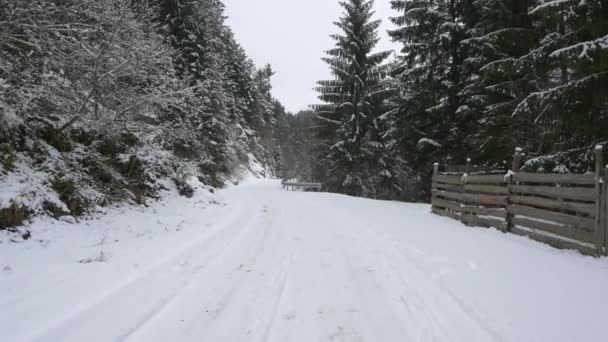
[594,145,604,254]
[459,159,469,225]
[505,148,522,232]
[512,147,522,172]
[432,163,439,212]
[603,164,608,255]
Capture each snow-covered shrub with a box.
[0,144,16,172]
[0,203,30,230]
[522,144,600,174]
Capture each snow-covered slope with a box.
[2,179,608,341]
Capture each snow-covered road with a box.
[2,179,608,341]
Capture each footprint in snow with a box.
[282,312,296,320]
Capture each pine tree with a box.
[315,0,395,198]
[222,37,256,126]
[388,0,469,200]
[251,64,276,129]
[460,0,539,162]
[270,99,290,177]
[156,0,235,177]
[515,0,608,151]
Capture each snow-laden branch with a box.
[550,34,608,60]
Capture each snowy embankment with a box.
[2,179,608,342]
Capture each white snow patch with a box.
[417,138,442,148]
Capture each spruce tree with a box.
[516,0,608,151]
[156,0,236,177]
[388,0,469,199]
[251,64,276,129]
[315,0,395,198]
[461,0,539,162]
[222,38,256,126]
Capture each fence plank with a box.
[432,207,461,221]
[432,197,462,212]
[461,206,508,219]
[510,195,595,216]
[508,205,595,231]
[462,214,508,230]
[461,193,508,206]
[432,190,507,206]
[432,190,463,202]
[510,185,595,202]
[512,217,594,243]
[432,182,462,193]
[466,174,508,184]
[511,226,596,255]
[464,184,508,195]
[514,172,595,185]
[432,174,463,185]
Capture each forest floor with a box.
[2,179,608,342]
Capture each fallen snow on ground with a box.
[2,179,608,342]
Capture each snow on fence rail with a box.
[445,163,506,174]
[431,147,606,256]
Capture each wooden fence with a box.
[432,147,606,255]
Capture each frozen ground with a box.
[2,179,608,342]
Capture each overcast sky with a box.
[224,0,398,113]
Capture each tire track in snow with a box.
[23,201,263,342]
[318,199,505,342]
[385,244,503,342]
[253,194,294,342]
[367,231,505,341]
[122,197,290,342]
[258,253,292,342]
[193,198,297,341]
[262,196,388,342]
[115,208,267,342]
[374,236,506,342]
[307,201,414,341]
[118,200,275,342]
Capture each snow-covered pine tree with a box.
[315,0,396,198]
[270,99,291,177]
[156,0,235,179]
[514,0,608,151]
[193,0,233,176]
[388,0,469,200]
[460,0,540,162]
[222,36,256,126]
[251,64,276,130]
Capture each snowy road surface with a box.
[2,179,608,342]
